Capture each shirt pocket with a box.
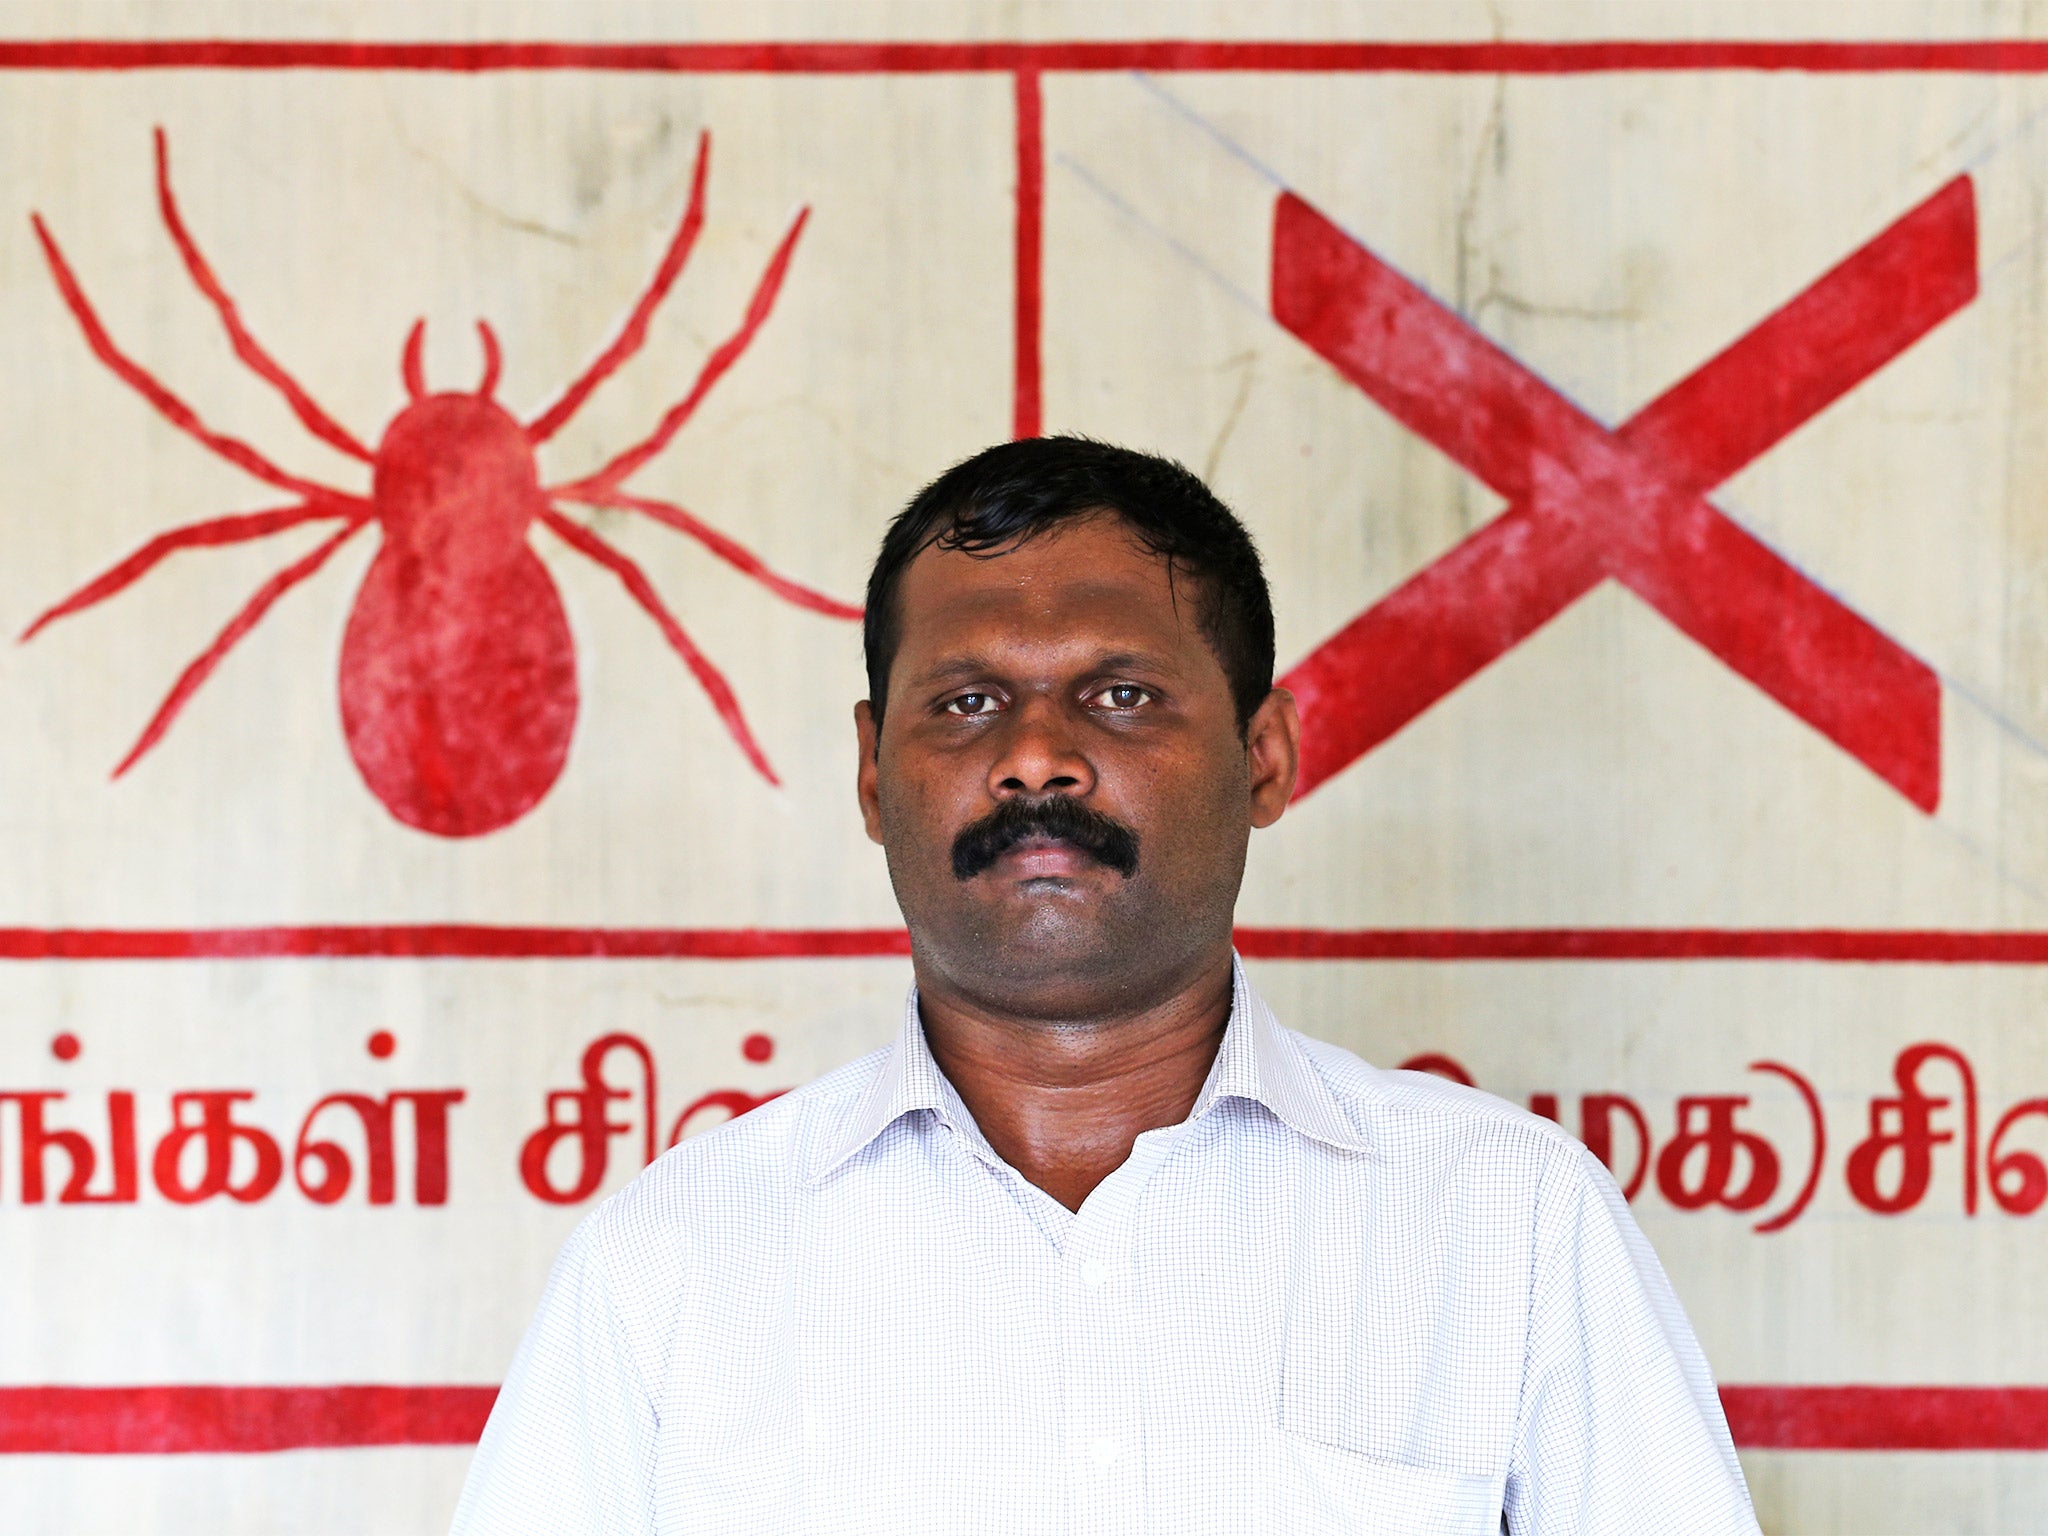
[1254,1423,1505,1535]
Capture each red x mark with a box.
[1272,176,1977,812]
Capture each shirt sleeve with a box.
[449,1212,659,1536]
[1503,1140,1762,1536]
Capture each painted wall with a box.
[4,3,2047,1531]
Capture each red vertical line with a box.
[1012,66,1044,439]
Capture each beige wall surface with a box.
[5,3,2048,1532]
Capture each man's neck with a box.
[913,951,1235,1212]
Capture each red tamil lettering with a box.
[296,1093,391,1203]
[1655,1096,1781,1212]
[294,1089,464,1205]
[401,1090,461,1205]
[1748,1061,1827,1235]
[1845,1043,1979,1216]
[518,1034,657,1204]
[0,1090,138,1204]
[1987,1097,2048,1216]
[151,1090,282,1204]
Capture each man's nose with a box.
[987,697,1096,799]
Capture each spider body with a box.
[24,129,859,837]
[345,392,575,837]
[374,390,542,569]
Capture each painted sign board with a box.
[6,9,2048,1532]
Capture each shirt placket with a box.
[1056,1122,1183,1536]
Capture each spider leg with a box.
[559,489,862,620]
[31,214,361,505]
[112,516,370,778]
[526,130,711,446]
[154,128,374,463]
[539,507,779,785]
[558,205,809,498]
[22,499,357,641]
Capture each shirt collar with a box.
[811,953,1371,1185]
[811,985,966,1184]
[1188,954,1371,1157]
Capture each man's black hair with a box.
[863,436,1275,732]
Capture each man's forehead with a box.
[895,514,1179,615]
[888,527,1227,700]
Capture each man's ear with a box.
[854,700,885,845]
[1246,687,1300,829]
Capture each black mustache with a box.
[950,797,1140,881]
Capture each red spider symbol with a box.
[23,128,860,837]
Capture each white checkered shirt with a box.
[452,958,1758,1535]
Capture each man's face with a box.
[856,514,1298,1021]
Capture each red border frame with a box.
[13,1383,2048,1454]
[7,39,2048,71]
[6,33,2046,1460]
[10,924,2048,961]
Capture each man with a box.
[452,438,1760,1534]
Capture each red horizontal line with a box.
[0,926,914,960]
[5,40,2048,74]
[5,926,2048,961]
[1232,928,2048,962]
[3,1384,2044,1453]
[0,1385,498,1453]
[1722,1385,2048,1451]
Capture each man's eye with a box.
[944,693,999,717]
[1098,684,1152,710]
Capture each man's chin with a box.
[1002,894,1123,944]
[920,896,1134,993]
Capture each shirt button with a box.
[1079,1258,1109,1289]
[1088,1436,1119,1469]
